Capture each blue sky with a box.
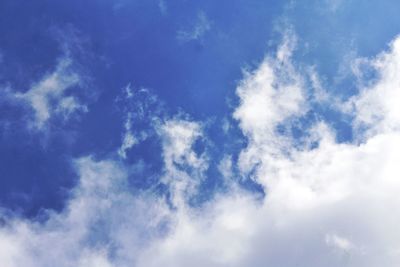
[2,1,400,266]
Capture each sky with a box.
[1,0,400,266]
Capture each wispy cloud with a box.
[1,26,93,131]
[177,11,212,43]
[2,31,400,267]
[12,57,86,129]
[159,0,167,16]
[158,118,208,207]
[324,0,345,12]
[116,84,163,159]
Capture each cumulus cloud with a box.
[233,32,305,174]
[133,33,400,267]
[346,36,400,138]
[2,32,400,267]
[0,157,171,267]
[0,117,205,267]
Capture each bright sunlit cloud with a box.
[1,1,400,267]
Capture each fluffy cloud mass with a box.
[1,34,400,266]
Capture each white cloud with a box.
[325,233,358,254]
[218,155,233,181]
[346,36,400,138]
[13,56,86,129]
[117,84,161,159]
[139,33,400,267]
[3,32,400,267]
[158,118,208,207]
[118,112,138,159]
[0,157,171,267]
[177,11,211,43]
[0,117,207,266]
[159,119,203,170]
[233,32,305,175]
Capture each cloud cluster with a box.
[2,33,400,267]
[348,37,400,138]
[0,157,170,267]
